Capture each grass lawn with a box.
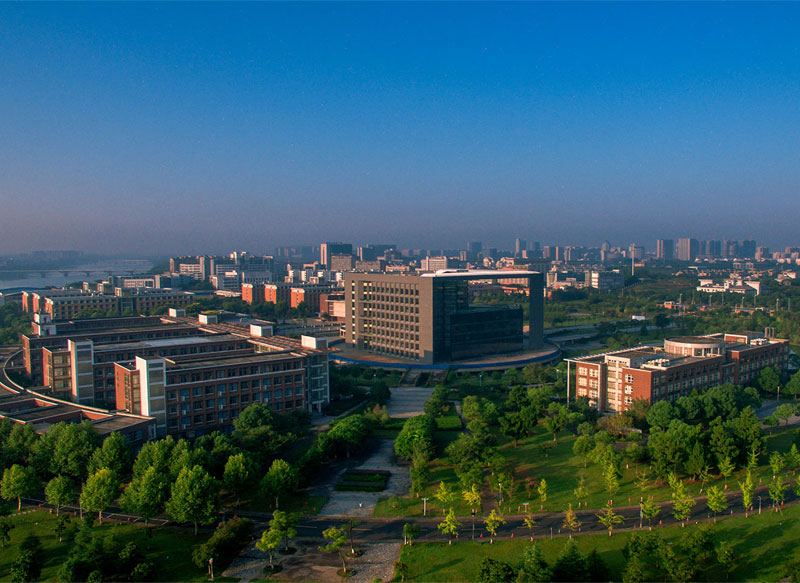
[376,419,799,519]
[0,509,213,582]
[397,503,800,582]
[493,425,796,513]
[374,463,474,517]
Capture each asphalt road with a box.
[250,481,799,544]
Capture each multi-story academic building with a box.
[344,270,544,363]
[19,312,331,436]
[566,331,789,413]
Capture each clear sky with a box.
[1,2,799,256]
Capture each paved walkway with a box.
[386,387,433,418]
[318,440,409,517]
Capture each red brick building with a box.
[567,332,789,413]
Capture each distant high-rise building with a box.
[656,239,674,261]
[676,238,698,261]
[320,242,353,268]
[467,241,483,257]
[628,244,644,260]
[740,240,757,259]
[515,238,527,257]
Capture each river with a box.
[0,259,154,292]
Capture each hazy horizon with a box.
[2,3,799,255]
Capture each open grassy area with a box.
[397,503,800,582]
[374,462,475,517]
[491,425,795,513]
[377,417,798,519]
[0,510,213,582]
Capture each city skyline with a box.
[2,3,799,254]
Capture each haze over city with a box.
[2,2,800,255]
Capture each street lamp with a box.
[209,558,214,582]
[479,373,483,387]
[422,497,429,516]
[498,482,503,506]
[758,496,762,515]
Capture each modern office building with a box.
[566,331,789,413]
[344,270,544,363]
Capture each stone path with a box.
[350,543,402,583]
[386,387,433,418]
[318,439,409,517]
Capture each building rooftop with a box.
[421,269,541,279]
[92,333,242,353]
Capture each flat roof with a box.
[421,269,540,279]
[166,351,306,370]
[92,333,242,353]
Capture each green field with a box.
[0,510,213,582]
[397,503,800,582]
[376,416,798,519]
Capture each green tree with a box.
[402,522,420,546]
[552,539,589,582]
[562,504,581,539]
[740,470,755,518]
[523,512,537,542]
[758,366,780,395]
[53,514,70,542]
[80,468,119,525]
[788,444,800,474]
[603,459,619,499]
[672,490,695,528]
[706,485,727,523]
[438,508,461,545]
[462,484,482,540]
[572,435,594,468]
[537,478,548,511]
[434,481,455,514]
[223,453,252,507]
[0,522,12,548]
[255,526,281,569]
[87,432,132,478]
[260,459,298,509]
[776,403,796,426]
[484,509,505,544]
[597,503,623,536]
[769,476,787,511]
[120,465,170,527]
[685,440,706,480]
[717,455,735,486]
[45,475,75,516]
[166,465,219,535]
[1,464,38,511]
[573,475,588,508]
[477,558,515,583]
[770,451,785,479]
[640,497,659,531]
[320,525,348,574]
[784,370,800,402]
[268,509,298,552]
[519,543,551,582]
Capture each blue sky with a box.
[1,2,799,255]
